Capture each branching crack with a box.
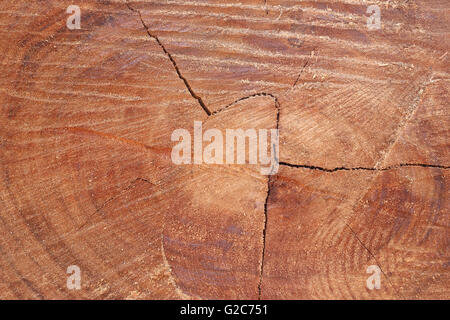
[211,91,281,299]
[127,4,285,299]
[126,0,211,116]
[125,1,445,300]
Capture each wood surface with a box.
[0,0,448,299]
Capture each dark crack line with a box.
[258,175,272,299]
[210,92,280,299]
[126,0,211,116]
[293,60,309,87]
[260,159,448,298]
[127,0,282,121]
[213,91,281,299]
[279,162,450,172]
[260,94,280,299]
[211,92,280,119]
[126,2,279,298]
[125,1,446,299]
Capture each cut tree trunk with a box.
[0,0,448,299]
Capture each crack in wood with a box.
[292,60,309,87]
[258,174,272,299]
[123,1,446,299]
[343,222,404,299]
[279,162,450,172]
[126,0,212,116]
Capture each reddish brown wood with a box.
[0,0,448,299]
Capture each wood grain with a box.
[0,0,448,299]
